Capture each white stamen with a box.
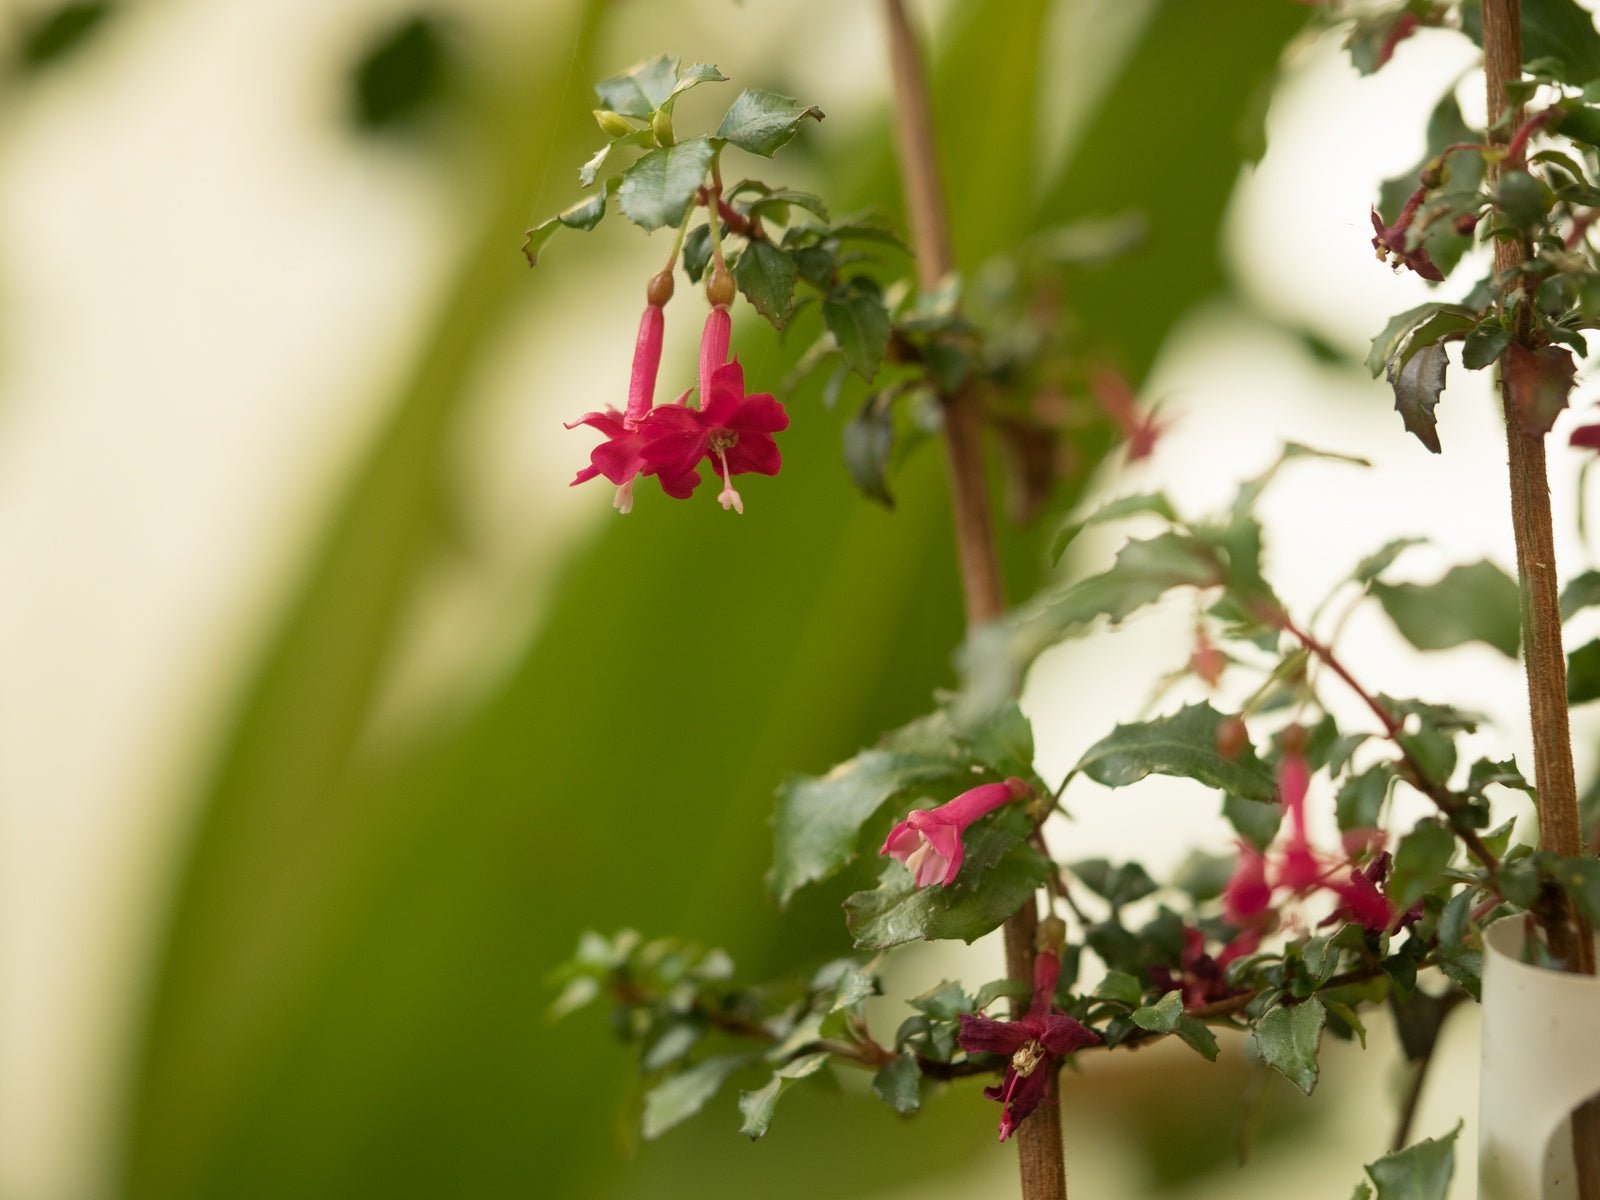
[1010,1040,1046,1078]
[714,448,743,514]
[612,479,635,514]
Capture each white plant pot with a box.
[1479,917,1600,1200]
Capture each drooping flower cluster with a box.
[880,777,1031,888]
[956,944,1100,1142]
[1222,735,1396,940]
[567,266,788,514]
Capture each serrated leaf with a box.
[1050,492,1179,564]
[578,129,652,188]
[1253,997,1325,1095]
[1503,342,1576,437]
[1076,702,1276,802]
[1388,342,1448,454]
[1372,560,1520,658]
[843,395,895,507]
[732,239,797,327]
[1131,989,1183,1033]
[769,711,970,904]
[594,55,725,118]
[823,281,891,381]
[617,137,715,231]
[1368,304,1455,379]
[642,1054,750,1139]
[1360,1121,1461,1200]
[1095,970,1144,1006]
[826,966,879,1013]
[737,1051,830,1140]
[844,808,1050,949]
[716,88,824,156]
[871,1053,922,1114]
[520,179,619,266]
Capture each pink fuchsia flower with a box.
[639,359,788,514]
[1222,840,1273,927]
[1370,192,1446,282]
[957,949,1101,1142]
[880,777,1030,888]
[1272,747,1325,892]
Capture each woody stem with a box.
[882,3,1063,1199]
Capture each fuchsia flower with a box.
[1150,925,1259,1010]
[1222,840,1272,927]
[1370,192,1446,282]
[957,949,1101,1142]
[641,358,789,515]
[880,777,1031,887]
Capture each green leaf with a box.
[594,55,725,118]
[1561,569,1600,619]
[1568,638,1600,704]
[351,14,448,132]
[1253,998,1326,1095]
[1463,0,1600,84]
[732,239,798,328]
[642,1054,750,1139]
[844,808,1051,949]
[1095,970,1144,1007]
[1070,858,1159,908]
[716,89,824,156]
[617,137,715,231]
[843,395,895,507]
[1225,790,1283,851]
[1462,322,1513,371]
[1352,537,1426,587]
[1131,989,1183,1033]
[1336,767,1391,832]
[1050,492,1179,564]
[577,129,652,188]
[1176,1016,1221,1061]
[823,280,892,381]
[520,178,619,266]
[1389,818,1456,910]
[1075,702,1277,802]
[1359,1121,1461,1200]
[770,710,969,904]
[1372,560,1520,658]
[738,1050,830,1140]
[909,980,969,1019]
[871,1054,922,1114]
[1368,304,1456,379]
[1388,342,1448,455]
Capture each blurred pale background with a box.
[3,1,1596,1197]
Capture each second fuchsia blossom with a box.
[957,947,1100,1142]
[880,777,1031,888]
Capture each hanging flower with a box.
[957,949,1100,1142]
[638,359,788,514]
[879,777,1031,887]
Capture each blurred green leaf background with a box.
[1,1,1499,1198]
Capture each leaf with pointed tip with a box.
[617,137,715,231]
[732,239,797,328]
[521,177,620,266]
[1359,1121,1461,1200]
[1253,998,1325,1095]
[642,1054,751,1139]
[737,1051,830,1140]
[1075,702,1276,802]
[823,280,891,381]
[716,89,824,156]
[1388,342,1448,454]
[1503,342,1575,437]
[872,1053,922,1114]
[594,55,725,118]
[1372,560,1520,658]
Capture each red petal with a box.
[957,1013,1029,1056]
[702,360,746,425]
[730,393,789,434]
[726,435,781,477]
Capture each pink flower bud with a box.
[624,303,666,428]
[698,305,732,407]
[880,777,1030,888]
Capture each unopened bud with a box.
[1419,158,1445,190]
[707,264,736,307]
[1279,722,1307,755]
[1216,716,1250,761]
[1454,212,1480,236]
[1037,916,1067,955]
[593,109,633,139]
[651,108,675,147]
[647,270,675,307]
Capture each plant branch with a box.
[882,2,1058,1196]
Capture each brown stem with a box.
[882,2,1058,1197]
[1482,3,1600,1195]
